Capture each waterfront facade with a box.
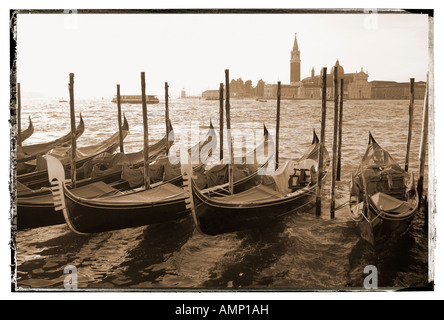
[201,33,425,100]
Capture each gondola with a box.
[16,126,172,230]
[18,116,34,144]
[17,114,85,171]
[348,133,419,247]
[45,125,273,234]
[183,130,329,236]
[17,115,129,190]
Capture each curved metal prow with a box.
[181,156,206,236]
[47,155,87,235]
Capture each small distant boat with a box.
[112,95,159,104]
[348,133,419,247]
[256,98,267,102]
[18,116,34,144]
[59,100,68,103]
[184,130,328,236]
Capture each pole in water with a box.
[219,83,224,160]
[141,72,150,190]
[405,78,415,172]
[275,81,281,170]
[417,75,428,207]
[225,69,234,195]
[336,78,344,181]
[69,73,77,189]
[165,82,170,155]
[116,84,124,153]
[330,66,339,219]
[17,82,22,147]
[316,67,327,217]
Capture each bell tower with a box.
[290,33,301,85]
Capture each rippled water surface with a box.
[14,98,430,290]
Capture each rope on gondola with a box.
[333,200,350,212]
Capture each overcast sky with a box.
[16,11,430,98]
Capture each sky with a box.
[15,11,430,99]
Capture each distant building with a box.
[181,89,186,99]
[369,81,426,99]
[202,33,425,100]
[202,89,221,100]
[300,60,372,99]
[290,33,301,85]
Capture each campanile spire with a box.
[290,33,301,84]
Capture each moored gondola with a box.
[348,133,419,247]
[17,114,85,174]
[45,125,273,234]
[17,115,129,190]
[183,130,329,236]
[16,118,171,230]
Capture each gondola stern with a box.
[263,123,269,136]
[312,129,319,144]
[368,131,376,145]
[122,113,129,131]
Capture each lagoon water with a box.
[14,98,430,290]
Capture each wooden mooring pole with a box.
[116,84,124,153]
[316,68,327,217]
[336,78,344,181]
[225,69,234,195]
[405,78,415,172]
[69,73,77,189]
[276,81,281,170]
[165,82,170,155]
[417,76,428,206]
[141,72,150,190]
[330,66,339,219]
[17,83,22,147]
[219,83,224,160]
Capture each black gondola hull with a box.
[64,192,190,234]
[353,211,414,248]
[16,203,64,230]
[193,187,316,236]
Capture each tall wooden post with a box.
[165,82,170,155]
[219,83,224,160]
[336,78,344,181]
[141,72,150,189]
[116,84,124,153]
[225,69,234,195]
[17,83,22,147]
[316,68,327,217]
[405,78,415,172]
[417,77,428,205]
[69,73,77,188]
[330,67,339,219]
[275,81,281,170]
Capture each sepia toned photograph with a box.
[9,8,434,295]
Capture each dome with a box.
[330,59,344,76]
